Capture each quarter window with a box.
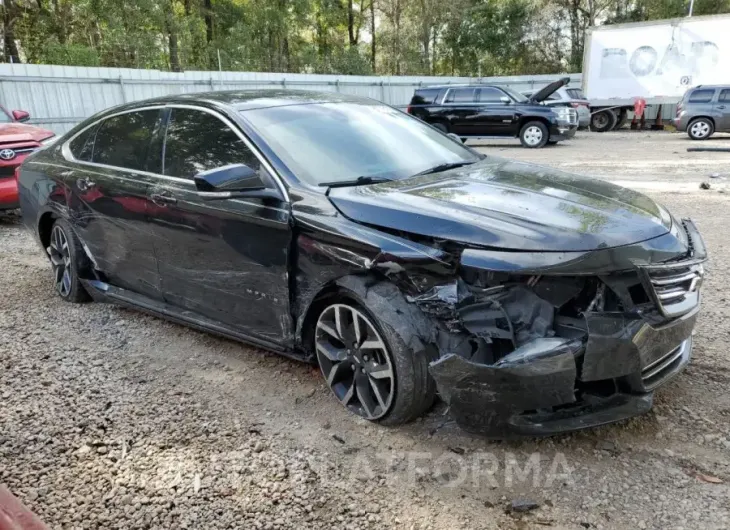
[719,89,730,103]
[92,110,160,171]
[163,108,259,179]
[688,89,715,103]
[445,88,477,104]
[69,124,98,162]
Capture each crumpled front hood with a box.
[327,157,674,252]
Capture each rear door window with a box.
[163,108,260,179]
[92,110,161,171]
[445,88,477,104]
[688,89,715,103]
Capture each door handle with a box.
[717,105,726,109]
[149,193,177,206]
[76,177,95,191]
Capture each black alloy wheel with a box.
[47,219,90,303]
[49,224,72,298]
[315,303,395,421]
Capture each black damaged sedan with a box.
[19,91,707,437]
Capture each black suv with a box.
[407,78,578,148]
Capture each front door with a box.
[64,108,164,299]
[147,106,292,345]
[462,87,517,137]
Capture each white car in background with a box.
[522,86,591,129]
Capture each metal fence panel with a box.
[0,64,674,134]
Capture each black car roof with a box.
[105,89,372,115]
[417,84,502,90]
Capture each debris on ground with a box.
[509,498,541,513]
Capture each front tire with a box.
[47,219,90,303]
[688,118,714,140]
[314,293,435,425]
[519,121,549,148]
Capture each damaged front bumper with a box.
[423,219,706,437]
[429,310,696,437]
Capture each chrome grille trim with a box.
[641,338,692,391]
[640,262,703,319]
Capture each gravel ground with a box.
[2,131,730,529]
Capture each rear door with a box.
[64,108,164,299]
[715,89,730,130]
[146,105,292,344]
[441,88,479,135]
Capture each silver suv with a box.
[522,86,591,128]
[675,85,730,140]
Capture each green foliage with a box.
[1,0,730,75]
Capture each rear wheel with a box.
[591,109,617,132]
[519,121,549,148]
[688,118,714,140]
[47,219,90,303]
[432,122,449,133]
[314,295,435,425]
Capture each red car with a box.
[0,106,55,211]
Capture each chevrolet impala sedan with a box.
[18,91,707,436]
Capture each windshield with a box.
[501,86,528,103]
[243,102,480,186]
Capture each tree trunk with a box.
[2,0,21,63]
[204,0,213,43]
[370,0,376,71]
[167,2,181,72]
[348,0,356,46]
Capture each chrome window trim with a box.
[62,103,290,202]
[440,87,510,106]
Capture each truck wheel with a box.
[687,118,714,140]
[519,121,549,148]
[591,109,617,132]
[432,122,449,133]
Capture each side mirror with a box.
[500,97,511,105]
[12,110,30,122]
[194,163,282,201]
[447,133,463,143]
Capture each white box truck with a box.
[582,13,730,131]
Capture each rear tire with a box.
[591,109,617,132]
[687,118,714,140]
[519,121,549,148]
[47,218,91,303]
[432,122,449,133]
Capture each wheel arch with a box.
[689,115,715,127]
[517,115,550,137]
[297,273,436,363]
[37,211,57,251]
